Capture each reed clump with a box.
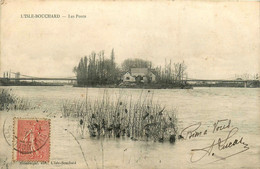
[0,89,32,111]
[61,99,86,118]
[62,91,178,143]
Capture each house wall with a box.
[122,69,157,83]
[148,72,156,82]
[123,72,135,82]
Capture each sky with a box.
[0,0,259,79]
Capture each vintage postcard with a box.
[0,0,259,169]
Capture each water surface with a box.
[1,86,259,169]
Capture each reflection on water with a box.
[1,86,259,169]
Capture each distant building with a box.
[122,68,156,83]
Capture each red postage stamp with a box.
[13,118,51,162]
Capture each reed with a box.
[61,90,178,143]
[61,99,86,118]
[0,89,32,111]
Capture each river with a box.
[0,86,259,169]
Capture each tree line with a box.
[73,49,119,85]
[73,49,188,86]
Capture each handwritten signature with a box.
[180,119,249,163]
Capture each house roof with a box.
[131,68,148,75]
[122,68,156,78]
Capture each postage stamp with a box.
[12,118,51,162]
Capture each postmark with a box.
[12,118,51,162]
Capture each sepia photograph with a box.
[0,0,259,168]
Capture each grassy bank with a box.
[61,90,178,143]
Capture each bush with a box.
[0,89,32,111]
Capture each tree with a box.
[154,60,188,84]
[74,49,119,86]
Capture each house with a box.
[122,72,136,82]
[122,68,156,83]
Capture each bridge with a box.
[0,77,77,81]
[183,78,260,88]
[0,72,77,85]
[184,79,257,83]
[0,72,259,88]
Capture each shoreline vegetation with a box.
[61,90,179,143]
[0,89,34,111]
